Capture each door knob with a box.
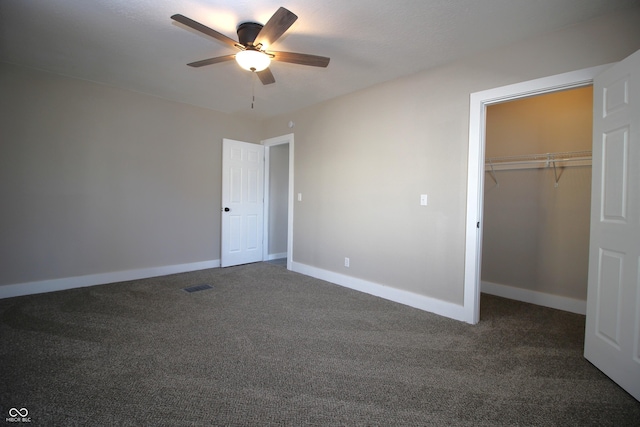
[223,207,230,212]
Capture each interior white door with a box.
[585,49,640,401]
[221,139,265,267]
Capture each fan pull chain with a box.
[251,72,256,109]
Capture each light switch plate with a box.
[420,194,428,206]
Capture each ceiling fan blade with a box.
[255,7,298,48]
[271,51,330,68]
[171,14,239,49]
[187,54,236,68]
[257,68,276,85]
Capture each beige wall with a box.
[482,88,593,300]
[263,8,640,306]
[0,63,261,286]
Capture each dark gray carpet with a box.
[1,263,638,426]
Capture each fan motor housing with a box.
[237,22,263,46]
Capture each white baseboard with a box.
[291,261,467,322]
[0,260,220,299]
[481,281,586,315]
[267,252,288,261]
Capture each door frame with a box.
[463,64,611,324]
[261,133,294,270]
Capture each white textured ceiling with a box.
[1,0,638,118]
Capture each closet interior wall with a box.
[482,86,593,302]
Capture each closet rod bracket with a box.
[550,155,560,188]
[488,160,499,187]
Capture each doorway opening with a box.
[463,64,611,324]
[262,134,294,270]
[481,87,593,316]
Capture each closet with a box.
[481,86,593,309]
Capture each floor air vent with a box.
[183,284,213,293]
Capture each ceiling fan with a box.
[171,7,330,85]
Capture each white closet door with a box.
[584,49,640,401]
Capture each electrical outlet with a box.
[344,257,350,268]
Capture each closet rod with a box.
[485,150,592,187]
[485,150,591,170]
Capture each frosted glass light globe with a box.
[235,50,271,72]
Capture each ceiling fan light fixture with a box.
[172,8,329,86]
[235,49,271,72]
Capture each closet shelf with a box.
[485,150,591,187]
